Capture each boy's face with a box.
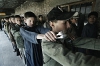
[11,18,15,23]
[88,15,97,24]
[24,17,35,27]
[70,18,78,24]
[5,19,9,22]
[39,17,43,21]
[15,18,21,25]
[9,18,11,23]
[50,20,67,33]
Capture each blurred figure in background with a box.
[81,11,99,56]
[1,18,5,29]
[37,15,45,26]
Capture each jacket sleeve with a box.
[20,27,38,44]
[42,39,100,66]
[7,25,15,42]
[35,26,50,34]
[73,37,100,51]
[11,28,17,35]
[14,31,24,48]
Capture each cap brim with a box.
[56,12,76,20]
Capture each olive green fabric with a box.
[11,24,24,48]
[73,37,100,50]
[43,53,62,66]
[4,22,10,33]
[42,39,100,66]
[8,23,15,42]
[14,31,24,48]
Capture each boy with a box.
[66,12,79,40]
[42,6,79,66]
[81,12,99,56]
[9,16,20,56]
[82,11,98,38]
[11,15,25,62]
[42,6,100,66]
[20,7,100,66]
[37,15,45,26]
[20,12,49,66]
[4,17,10,35]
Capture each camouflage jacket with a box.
[11,24,24,48]
[42,38,100,66]
[4,22,10,33]
[73,37,100,50]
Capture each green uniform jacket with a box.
[73,37,100,50]
[8,23,15,42]
[11,24,24,48]
[4,22,10,33]
[42,39,100,66]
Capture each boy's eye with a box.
[29,20,32,22]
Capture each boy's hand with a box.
[44,31,56,41]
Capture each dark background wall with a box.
[15,0,100,32]
[15,0,80,16]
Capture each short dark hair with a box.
[15,15,21,19]
[10,15,15,18]
[24,11,37,19]
[4,17,10,20]
[88,11,98,18]
[38,15,43,18]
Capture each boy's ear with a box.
[49,21,54,27]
